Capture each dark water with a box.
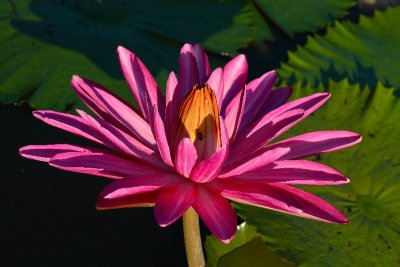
[1,106,193,267]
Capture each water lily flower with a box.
[19,44,361,244]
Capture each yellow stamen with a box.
[176,83,221,160]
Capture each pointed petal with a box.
[227,109,304,164]
[207,68,224,109]
[174,138,198,177]
[193,44,211,83]
[150,106,173,167]
[212,181,348,223]
[49,151,164,179]
[96,191,160,210]
[165,71,179,142]
[33,110,111,146]
[117,46,165,120]
[155,181,198,227]
[241,71,276,124]
[265,130,362,160]
[229,93,331,164]
[218,147,290,178]
[189,118,229,183]
[76,110,165,168]
[221,54,248,112]
[99,173,181,200]
[19,144,88,162]
[252,87,292,123]
[193,187,237,243]
[223,85,246,142]
[232,160,349,185]
[71,75,156,148]
[178,44,200,102]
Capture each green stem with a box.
[183,207,205,267]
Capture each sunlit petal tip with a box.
[32,110,44,118]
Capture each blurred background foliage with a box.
[1,0,399,266]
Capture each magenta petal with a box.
[178,44,200,102]
[155,181,198,227]
[232,160,349,185]
[223,86,246,142]
[193,187,237,243]
[71,75,156,148]
[165,71,179,143]
[117,46,165,120]
[218,147,290,178]
[96,191,160,210]
[252,87,292,123]
[243,92,330,141]
[99,173,181,200]
[265,130,362,160]
[212,181,348,223]
[49,151,163,179]
[76,110,165,168]
[150,106,173,167]
[207,68,224,109]
[190,146,228,183]
[33,110,110,146]
[19,144,89,162]
[175,138,198,177]
[221,54,248,112]
[228,109,304,164]
[241,71,276,124]
[193,44,211,83]
[189,118,229,183]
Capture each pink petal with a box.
[193,44,211,83]
[149,106,173,167]
[223,86,246,142]
[264,130,362,160]
[240,71,276,129]
[117,46,165,120]
[227,109,304,164]
[193,187,237,243]
[252,86,292,123]
[99,173,181,200]
[19,144,89,162]
[207,68,224,109]
[218,147,290,178]
[248,93,330,138]
[76,110,165,168]
[212,181,348,223]
[231,160,349,185]
[96,191,160,210]
[165,71,179,143]
[154,181,198,227]
[71,75,156,149]
[189,118,229,183]
[178,44,200,102]
[229,92,331,164]
[33,110,111,146]
[174,138,198,177]
[221,54,248,112]
[49,151,164,179]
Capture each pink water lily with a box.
[20,44,361,243]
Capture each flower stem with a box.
[183,207,205,267]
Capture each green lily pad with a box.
[278,6,400,92]
[0,0,254,111]
[205,223,296,267]
[252,0,354,39]
[235,80,400,266]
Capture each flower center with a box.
[176,83,221,160]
